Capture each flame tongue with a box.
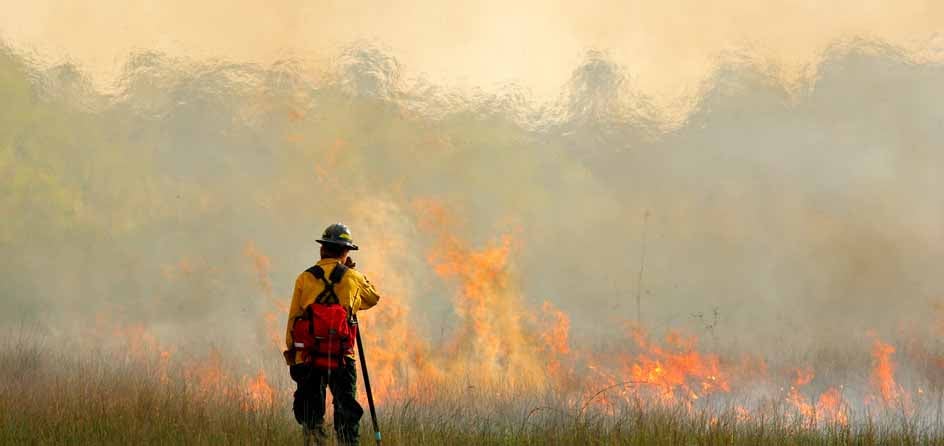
[416,199,549,390]
[872,338,899,404]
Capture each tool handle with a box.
[354,315,382,445]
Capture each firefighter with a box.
[284,223,381,446]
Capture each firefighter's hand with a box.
[344,256,356,269]
[282,349,295,366]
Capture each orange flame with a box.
[244,370,275,410]
[816,387,848,426]
[244,241,289,350]
[617,327,729,406]
[414,199,549,391]
[539,301,571,380]
[871,337,900,405]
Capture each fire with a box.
[159,350,172,384]
[244,241,289,350]
[815,387,847,426]
[77,197,943,432]
[539,301,571,380]
[786,368,816,423]
[539,301,570,356]
[782,367,848,426]
[96,319,283,413]
[183,349,228,397]
[344,197,440,403]
[290,197,569,404]
[244,370,275,410]
[616,327,729,406]
[871,337,901,405]
[114,323,162,360]
[89,198,938,429]
[793,367,815,387]
[224,198,940,426]
[414,199,548,391]
[735,405,751,423]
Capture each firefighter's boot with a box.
[303,424,329,446]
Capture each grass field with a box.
[2,336,943,446]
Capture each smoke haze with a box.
[3,1,942,105]
[1,5,943,387]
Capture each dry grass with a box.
[2,340,943,446]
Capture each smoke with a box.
[1,37,943,368]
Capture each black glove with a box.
[282,349,295,366]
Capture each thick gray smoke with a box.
[1,39,942,361]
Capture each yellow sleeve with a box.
[285,274,305,351]
[356,273,381,311]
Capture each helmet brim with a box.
[317,239,359,251]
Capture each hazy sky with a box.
[2,1,941,105]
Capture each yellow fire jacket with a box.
[284,258,381,365]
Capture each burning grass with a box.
[5,206,944,444]
[2,336,944,445]
[6,220,944,444]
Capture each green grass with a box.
[2,341,943,445]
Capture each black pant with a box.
[290,358,363,444]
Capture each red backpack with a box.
[291,263,357,369]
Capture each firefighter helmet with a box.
[317,223,359,251]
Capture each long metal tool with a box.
[353,314,382,445]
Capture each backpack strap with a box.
[305,263,349,305]
[329,263,348,283]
